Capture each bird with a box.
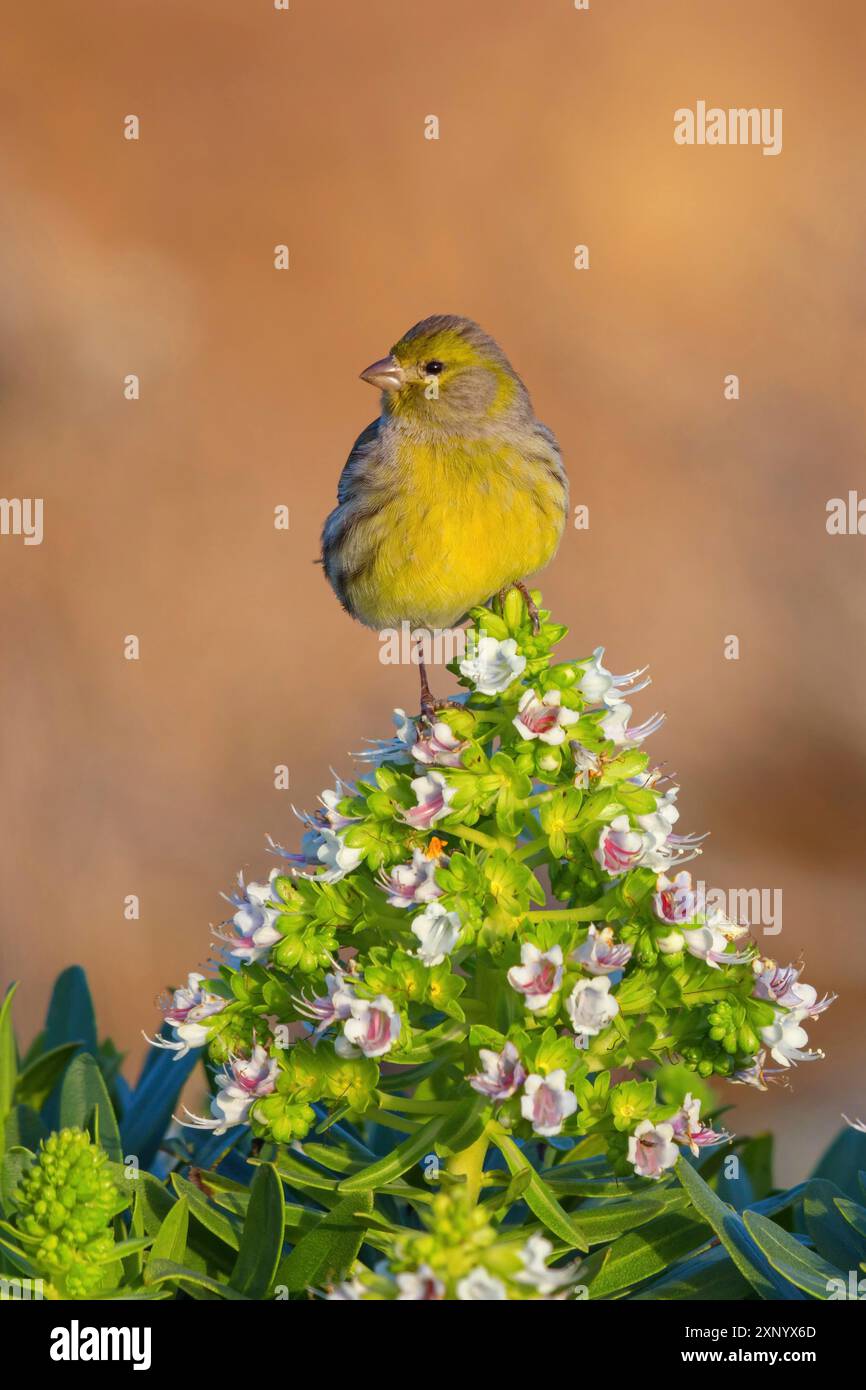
[321,315,568,718]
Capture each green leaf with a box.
[59,1054,122,1162]
[338,1110,453,1193]
[230,1163,284,1298]
[0,984,18,1128]
[585,1212,713,1298]
[633,1243,753,1301]
[568,1194,674,1243]
[43,966,97,1057]
[835,1197,866,1242]
[494,1131,589,1252]
[675,1158,785,1299]
[803,1179,865,1271]
[148,1194,189,1264]
[811,1125,866,1202]
[743,1209,843,1299]
[1,1147,32,1212]
[171,1174,241,1251]
[276,1191,373,1293]
[14,1044,80,1112]
[144,1258,249,1298]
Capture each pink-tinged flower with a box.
[411,901,461,965]
[356,708,417,767]
[402,771,456,830]
[595,815,646,875]
[682,925,753,970]
[567,975,620,1044]
[507,943,563,1012]
[627,1120,679,1179]
[378,846,445,908]
[337,994,401,1059]
[468,1041,527,1101]
[752,962,835,1018]
[459,635,526,695]
[577,648,650,706]
[293,971,356,1041]
[520,1070,578,1137]
[513,688,580,745]
[215,870,283,963]
[573,924,633,975]
[760,1009,824,1068]
[143,972,226,1059]
[178,1044,278,1134]
[599,701,665,747]
[317,780,359,831]
[670,1093,732,1156]
[635,788,707,872]
[457,1268,508,1300]
[654,871,698,924]
[731,1050,788,1091]
[412,720,467,768]
[515,1234,583,1296]
[395,1266,445,1300]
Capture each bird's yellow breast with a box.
[341,437,566,630]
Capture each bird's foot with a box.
[508,581,542,636]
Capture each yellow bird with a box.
[321,315,568,714]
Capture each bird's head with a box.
[359,315,531,431]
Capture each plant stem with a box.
[514,835,547,862]
[447,823,510,852]
[524,902,606,922]
[446,1132,489,1206]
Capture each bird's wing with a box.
[336,419,382,504]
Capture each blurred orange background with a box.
[2,0,864,1182]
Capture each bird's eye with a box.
[424,359,444,375]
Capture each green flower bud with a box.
[14,1128,129,1298]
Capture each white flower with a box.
[599,702,665,747]
[520,1070,578,1137]
[402,771,456,830]
[507,943,563,1012]
[217,870,283,963]
[572,743,601,789]
[378,846,444,908]
[573,924,632,975]
[178,1045,277,1134]
[411,901,461,965]
[337,994,401,1058]
[843,1115,866,1134]
[567,975,620,1044]
[627,1120,679,1179]
[293,971,356,1040]
[459,636,526,695]
[512,688,580,745]
[144,972,226,1059]
[355,708,417,766]
[595,815,646,876]
[468,1041,526,1101]
[270,825,364,884]
[657,928,685,955]
[412,720,467,768]
[395,1265,445,1300]
[326,1278,365,1300]
[752,963,835,1017]
[577,647,650,706]
[654,871,698,924]
[457,1267,508,1300]
[760,1009,824,1068]
[682,925,752,971]
[515,1234,582,1295]
[670,1093,731,1156]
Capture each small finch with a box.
[321,315,568,715]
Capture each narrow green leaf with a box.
[149,1194,189,1264]
[803,1179,865,1270]
[585,1213,712,1298]
[835,1196,866,1242]
[276,1191,373,1293]
[144,1258,249,1298]
[230,1163,284,1298]
[743,1209,843,1299]
[676,1157,786,1299]
[43,966,97,1057]
[495,1131,589,1252]
[171,1174,241,1251]
[59,1054,122,1163]
[338,1111,452,1193]
[0,984,19,1127]
[14,1044,80,1112]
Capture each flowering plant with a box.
[140,589,835,1298]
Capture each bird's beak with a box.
[360,354,405,392]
